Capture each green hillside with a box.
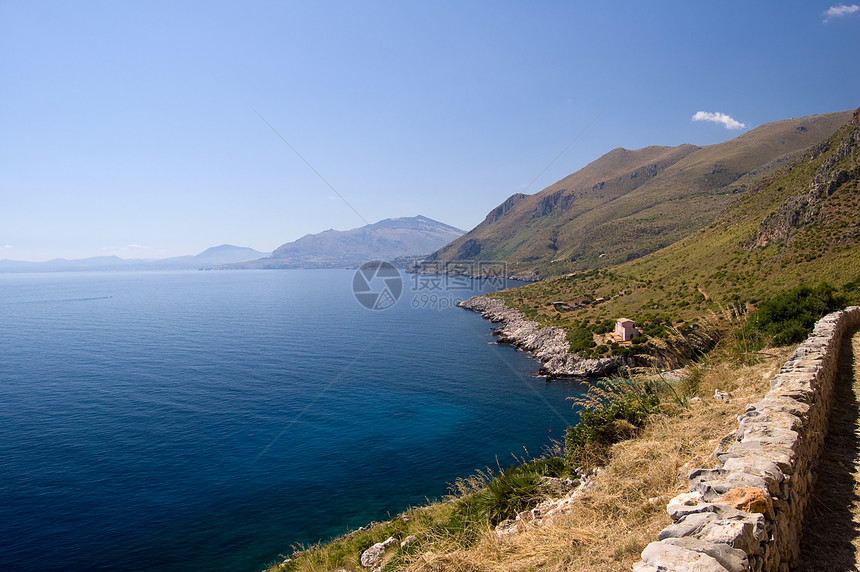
[425,110,853,278]
[490,108,860,359]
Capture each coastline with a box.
[457,295,631,378]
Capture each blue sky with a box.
[2,1,858,260]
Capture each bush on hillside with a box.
[743,282,846,347]
[565,380,660,469]
[567,326,596,354]
[470,457,567,525]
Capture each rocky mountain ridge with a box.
[425,110,854,278]
[746,112,859,249]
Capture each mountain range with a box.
[6,110,854,278]
[1,216,464,273]
[422,110,854,278]
[218,215,464,269]
[0,245,270,273]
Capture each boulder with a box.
[360,537,398,568]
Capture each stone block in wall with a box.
[689,467,771,500]
[658,503,767,555]
[747,395,810,422]
[716,442,796,475]
[716,487,773,516]
[637,537,749,571]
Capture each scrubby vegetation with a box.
[741,282,849,347]
[565,379,661,470]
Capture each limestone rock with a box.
[640,540,734,571]
[360,537,398,568]
[667,491,705,518]
[540,476,580,494]
[495,518,521,537]
[659,511,720,540]
[662,537,749,572]
[457,296,630,377]
[688,467,770,500]
[699,516,767,555]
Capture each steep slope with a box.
[425,110,853,277]
[490,107,860,348]
[223,215,464,269]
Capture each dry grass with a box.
[397,348,790,572]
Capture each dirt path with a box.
[797,329,860,570]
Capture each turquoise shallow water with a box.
[0,270,585,571]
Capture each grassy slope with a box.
[427,110,852,278]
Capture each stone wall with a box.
[634,306,860,572]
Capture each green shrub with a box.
[742,282,846,347]
[565,381,660,469]
[472,459,565,525]
[567,326,596,353]
[593,319,614,334]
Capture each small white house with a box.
[615,318,639,342]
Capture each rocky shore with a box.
[457,295,631,378]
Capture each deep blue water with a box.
[0,270,585,571]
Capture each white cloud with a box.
[824,4,859,21]
[692,111,747,130]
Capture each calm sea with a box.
[0,270,585,571]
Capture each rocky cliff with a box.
[458,295,631,377]
[746,112,859,249]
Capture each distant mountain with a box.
[219,216,465,269]
[149,245,272,270]
[0,245,269,273]
[423,110,854,278]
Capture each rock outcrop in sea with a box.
[457,295,631,378]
